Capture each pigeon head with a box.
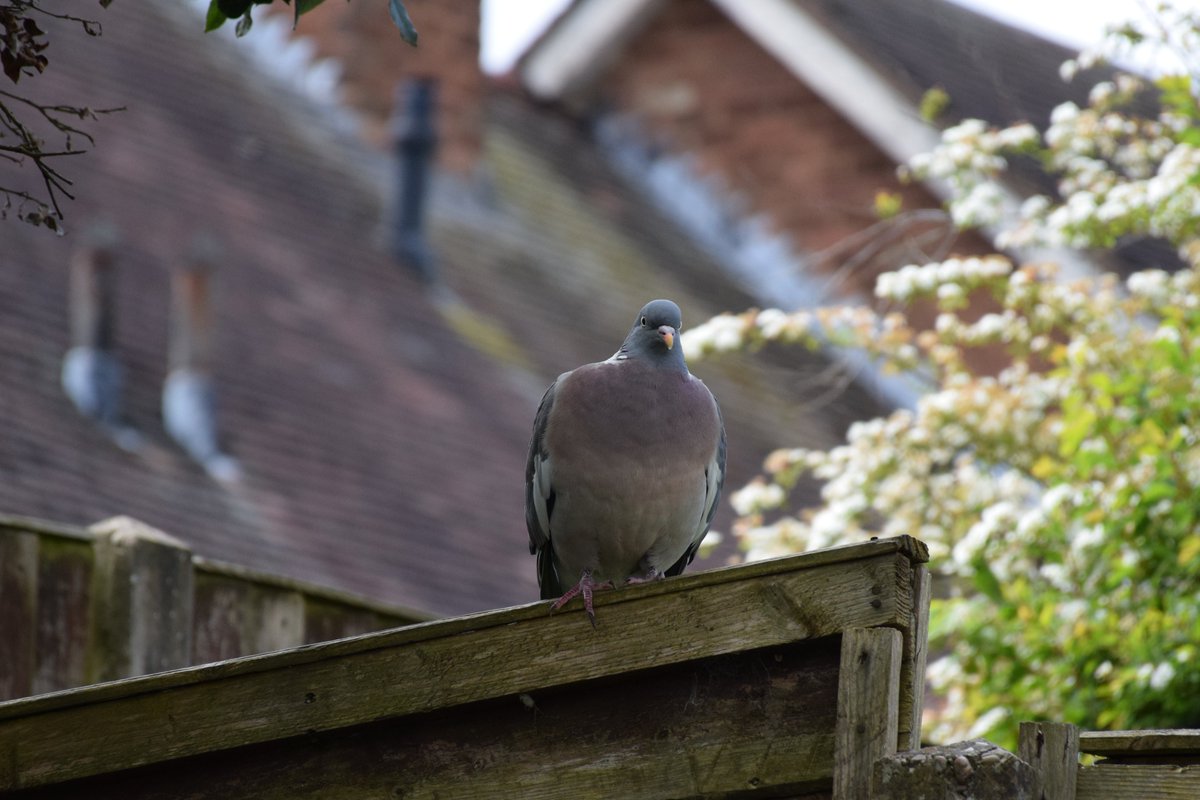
[618,299,686,366]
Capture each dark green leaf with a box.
[204,0,226,32]
[389,0,419,46]
[973,559,1004,603]
[235,11,253,37]
[292,0,327,28]
[217,0,253,22]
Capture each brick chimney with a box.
[284,0,482,172]
[162,237,239,481]
[61,223,141,450]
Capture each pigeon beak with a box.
[658,325,676,350]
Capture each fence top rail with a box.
[0,533,927,721]
[0,535,927,792]
[0,514,91,543]
[1081,729,1200,757]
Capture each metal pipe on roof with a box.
[390,77,439,283]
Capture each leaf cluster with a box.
[204,0,417,45]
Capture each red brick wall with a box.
[601,1,957,272]
[288,0,482,172]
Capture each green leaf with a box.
[217,0,253,20]
[389,0,419,46]
[919,86,950,123]
[293,0,327,28]
[1181,128,1200,148]
[205,0,227,32]
[1059,405,1097,457]
[973,559,1004,604]
[235,11,253,37]
[1143,480,1176,504]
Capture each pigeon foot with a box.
[550,570,613,627]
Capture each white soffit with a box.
[521,0,658,100]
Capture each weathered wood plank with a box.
[1076,763,1200,799]
[0,530,38,701]
[302,598,406,645]
[193,556,434,626]
[10,638,843,799]
[1080,729,1200,758]
[898,562,930,751]
[0,538,925,791]
[192,575,306,663]
[32,535,93,696]
[832,627,902,800]
[1019,721,1079,800]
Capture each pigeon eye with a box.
[640,316,647,327]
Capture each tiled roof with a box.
[1,1,539,616]
[2,0,889,619]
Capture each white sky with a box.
[480,0,1190,74]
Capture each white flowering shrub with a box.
[683,8,1200,746]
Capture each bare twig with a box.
[0,0,118,231]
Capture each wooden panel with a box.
[0,530,38,700]
[1018,721,1078,800]
[10,638,843,799]
[833,627,902,800]
[0,537,927,791]
[32,536,93,695]
[1077,763,1200,799]
[1080,729,1200,758]
[302,598,400,645]
[899,563,930,750]
[192,574,306,663]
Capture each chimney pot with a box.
[390,77,439,282]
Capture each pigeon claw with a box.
[550,570,612,627]
[624,567,663,586]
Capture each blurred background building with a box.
[1,0,1127,637]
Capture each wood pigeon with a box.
[525,299,726,626]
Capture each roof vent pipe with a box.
[162,236,239,481]
[61,222,140,450]
[390,77,439,283]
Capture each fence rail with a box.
[6,519,1188,800]
[0,535,931,799]
[0,515,429,701]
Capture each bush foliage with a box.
[685,5,1200,744]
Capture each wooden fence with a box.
[3,524,1193,799]
[0,515,429,701]
[0,535,932,799]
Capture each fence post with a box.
[1019,721,1079,800]
[89,517,194,682]
[834,626,903,800]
